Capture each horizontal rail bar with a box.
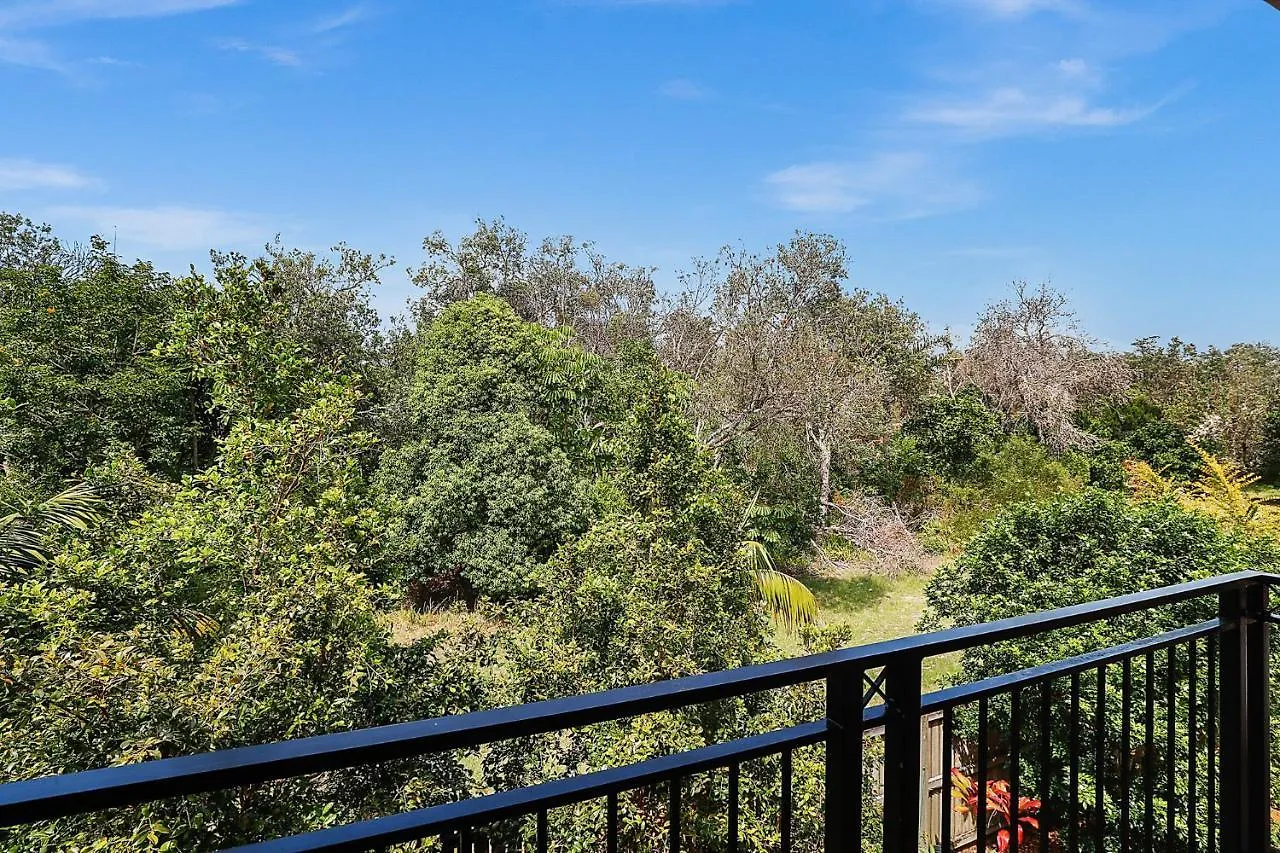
[921,620,1220,713]
[223,722,829,853]
[2,570,1272,826]
[229,620,1224,853]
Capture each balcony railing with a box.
[0,570,1274,852]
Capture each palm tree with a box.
[0,481,102,571]
[738,496,818,633]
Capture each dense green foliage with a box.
[903,386,1001,481]
[922,490,1279,674]
[4,211,1280,850]
[376,296,596,602]
[920,491,1280,846]
[0,217,205,482]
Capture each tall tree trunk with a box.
[808,424,833,510]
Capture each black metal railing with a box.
[1,570,1275,852]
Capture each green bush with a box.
[0,383,492,850]
[1077,393,1203,482]
[0,220,205,483]
[921,490,1280,848]
[930,434,1085,544]
[377,296,600,603]
[902,386,1001,481]
[922,490,1279,674]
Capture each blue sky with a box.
[0,0,1277,346]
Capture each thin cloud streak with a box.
[214,37,303,67]
[943,0,1085,18]
[0,0,239,31]
[765,152,982,219]
[0,36,67,71]
[0,158,100,191]
[312,4,369,34]
[908,87,1160,136]
[48,204,269,252]
[658,78,711,100]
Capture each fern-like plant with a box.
[1124,443,1266,532]
[1122,459,1176,501]
[1187,442,1259,528]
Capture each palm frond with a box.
[0,481,103,571]
[751,566,818,634]
[168,607,222,640]
[32,481,103,531]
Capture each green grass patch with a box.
[775,568,960,691]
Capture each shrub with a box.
[903,386,1002,481]
[0,383,491,850]
[922,489,1280,849]
[1077,393,1203,482]
[929,434,1085,544]
[922,489,1279,677]
[377,296,599,604]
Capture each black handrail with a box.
[1,569,1275,852]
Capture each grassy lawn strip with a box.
[776,568,961,691]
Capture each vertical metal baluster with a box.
[607,792,618,853]
[1069,671,1080,853]
[941,706,954,853]
[669,778,680,853]
[1039,681,1051,853]
[536,811,548,853]
[1217,581,1272,852]
[1120,657,1132,853]
[781,748,793,853]
[1188,639,1198,851]
[728,763,739,853]
[978,696,990,853]
[1166,645,1177,851]
[825,664,863,851]
[1010,689,1021,853]
[1095,665,1106,853]
[1167,640,1172,845]
[1207,634,1217,853]
[1144,649,1155,853]
[883,654,924,853]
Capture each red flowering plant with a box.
[951,768,1041,852]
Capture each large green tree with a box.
[376,295,599,604]
[0,381,492,850]
[0,214,206,481]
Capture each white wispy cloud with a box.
[574,0,735,6]
[48,205,268,251]
[312,4,369,34]
[214,37,303,67]
[214,5,376,70]
[0,158,99,191]
[0,0,239,31]
[908,86,1158,136]
[945,0,1082,18]
[764,152,981,218]
[658,78,711,100]
[0,0,240,73]
[948,245,1040,259]
[0,35,67,71]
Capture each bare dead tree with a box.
[411,219,656,356]
[959,281,1131,452]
